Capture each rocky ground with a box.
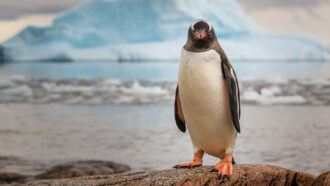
[18,165,330,186]
[0,160,130,184]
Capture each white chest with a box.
[178,49,223,87]
[178,49,236,157]
[178,49,225,112]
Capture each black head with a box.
[186,19,217,50]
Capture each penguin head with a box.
[187,19,216,49]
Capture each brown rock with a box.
[313,171,330,186]
[23,164,317,186]
[0,171,26,184]
[0,156,31,184]
[0,156,18,161]
[35,160,130,180]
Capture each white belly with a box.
[178,49,237,158]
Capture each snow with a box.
[42,83,95,93]
[1,85,33,97]
[242,89,307,105]
[120,81,168,95]
[2,0,329,61]
[102,78,122,86]
[0,79,13,88]
[260,86,282,96]
[6,75,27,82]
[0,77,329,105]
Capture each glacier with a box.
[2,0,329,62]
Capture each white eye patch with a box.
[190,19,212,32]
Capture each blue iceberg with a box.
[2,0,329,62]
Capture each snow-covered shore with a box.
[0,76,330,105]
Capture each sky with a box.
[0,0,329,46]
[0,0,84,42]
[238,0,330,46]
[0,0,83,19]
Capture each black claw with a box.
[173,165,180,168]
[210,168,217,172]
[222,175,229,180]
[174,164,202,169]
[217,174,222,180]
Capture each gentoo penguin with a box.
[174,19,241,180]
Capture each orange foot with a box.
[211,154,233,180]
[173,150,204,168]
[173,161,202,168]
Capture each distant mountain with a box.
[2,0,329,62]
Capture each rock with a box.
[35,160,130,180]
[0,171,26,184]
[0,156,34,184]
[23,165,317,185]
[0,155,18,161]
[313,171,330,186]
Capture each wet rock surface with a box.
[35,160,131,180]
[21,165,328,186]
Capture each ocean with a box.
[0,61,329,176]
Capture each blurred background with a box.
[0,0,329,183]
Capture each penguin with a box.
[174,19,241,180]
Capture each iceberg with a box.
[0,44,4,63]
[2,0,329,62]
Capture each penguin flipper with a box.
[174,86,186,132]
[222,61,241,133]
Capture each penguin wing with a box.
[222,60,241,133]
[174,86,186,132]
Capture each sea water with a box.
[0,61,330,79]
[0,61,329,175]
